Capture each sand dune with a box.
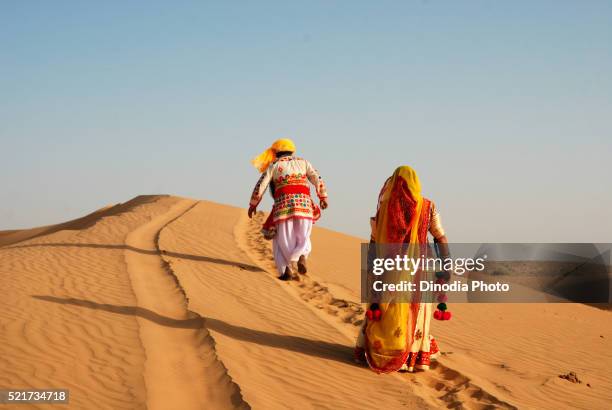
[0,196,610,409]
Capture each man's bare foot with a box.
[278,266,293,281]
[297,255,307,274]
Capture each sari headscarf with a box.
[252,138,296,173]
[375,166,423,246]
[365,165,430,373]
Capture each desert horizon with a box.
[1,195,609,409]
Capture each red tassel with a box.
[434,309,452,321]
[366,309,382,321]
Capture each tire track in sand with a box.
[125,198,249,410]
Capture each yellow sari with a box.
[365,166,430,373]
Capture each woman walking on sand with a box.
[248,139,328,280]
[355,165,451,373]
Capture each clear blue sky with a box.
[1,1,610,242]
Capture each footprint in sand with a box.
[243,213,366,328]
[242,210,517,410]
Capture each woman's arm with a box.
[430,203,450,258]
[435,235,450,259]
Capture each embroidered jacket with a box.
[250,156,327,224]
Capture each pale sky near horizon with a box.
[1,1,611,242]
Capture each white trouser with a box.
[272,218,313,274]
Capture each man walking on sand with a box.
[248,138,328,281]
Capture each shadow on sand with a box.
[32,295,203,328]
[8,242,263,272]
[32,295,356,366]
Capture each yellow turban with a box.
[252,138,296,173]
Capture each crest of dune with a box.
[0,196,609,409]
